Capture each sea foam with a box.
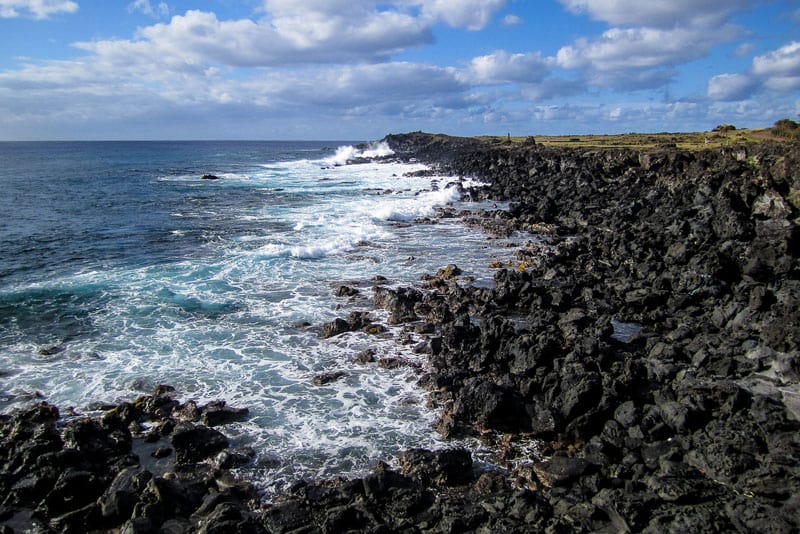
[0,141,510,497]
[326,141,394,167]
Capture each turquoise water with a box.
[0,140,509,493]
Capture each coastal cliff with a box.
[2,133,799,532]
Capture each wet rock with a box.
[37,345,64,356]
[199,401,249,427]
[213,447,256,469]
[373,286,421,324]
[312,371,347,386]
[170,425,229,465]
[354,348,376,364]
[98,467,153,521]
[322,318,351,338]
[335,285,359,297]
[399,448,473,486]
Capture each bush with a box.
[772,118,800,140]
[712,124,737,132]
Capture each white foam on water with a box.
[367,185,462,222]
[0,147,519,497]
[325,141,394,167]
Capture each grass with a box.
[478,128,789,151]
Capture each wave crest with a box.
[326,141,394,166]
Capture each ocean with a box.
[0,140,510,494]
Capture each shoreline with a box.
[2,133,799,532]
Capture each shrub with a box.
[772,118,800,140]
[712,124,737,132]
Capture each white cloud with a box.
[502,14,522,26]
[262,0,506,32]
[734,42,754,57]
[128,0,168,18]
[67,2,510,72]
[0,0,794,139]
[74,9,431,68]
[752,41,800,78]
[707,73,756,101]
[752,41,800,94]
[416,0,506,30]
[0,2,510,136]
[463,51,552,85]
[0,52,467,127]
[554,0,763,94]
[708,41,800,102]
[0,0,77,19]
[554,0,754,94]
[558,0,756,28]
[520,77,584,101]
[556,25,741,87]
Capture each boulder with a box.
[171,425,229,465]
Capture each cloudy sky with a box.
[1,0,799,140]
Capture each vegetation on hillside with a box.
[772,118,800,140]
[478,121,797,151]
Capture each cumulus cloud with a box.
[0,0,77,19]
[558,0,757,28]
[502,14,522,27]
[262,0,506,32]
[67,2,510,71]
[520,78,584,101]
[463,51,552,85]
[554,1,754,92]
[707,73,757,101]
[128,0,168,18]
[556,25,741,89]
[73,9,431,68]
[708,41,800,101]
[0,1,510,136]
[417,0,505,30]
[753,41,800,77]
[755,41,800,93]
[0,51,467,127]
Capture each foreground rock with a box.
[371,132,800,531]
[264,448,557,533]
[0,387,263,533]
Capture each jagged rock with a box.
[199,401,249,427]
[312,371,347,386]
[322,318,351,338]
[399,448,473,486]
[335,285,359,297]
[170,425,229,465]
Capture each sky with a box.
[0,0,799,140]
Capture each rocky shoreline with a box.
[3,132,799,532]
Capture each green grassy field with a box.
[479,127,791,151]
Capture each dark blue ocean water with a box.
[0,141,335,283]
[0,140,508,493]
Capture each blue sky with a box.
[0,0,798,140]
